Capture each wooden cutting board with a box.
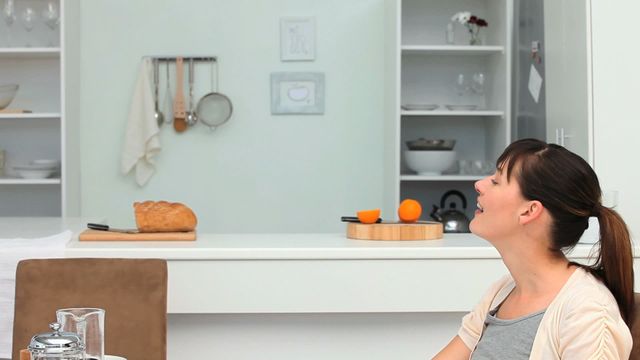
[79,229,196,241]
[346,221,443,241]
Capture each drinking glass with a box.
[42,0,59,46]
[21,7,35,30]
[445,23,454,44]
[471,72,485,94]
[21,6,36,46]
[454,73,467,96]
[2,0,16,46]
[57,308,105,360]
[458,160,471,175]
[42,1,58,29]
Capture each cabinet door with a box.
[544,0,591,161]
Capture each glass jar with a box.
[28,322,85,360]
[57,308,105,360]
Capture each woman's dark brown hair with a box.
[497,138,635,325]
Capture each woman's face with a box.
[470,166,530,242]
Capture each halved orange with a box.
[398,199,422,223]
[357,208,381,224]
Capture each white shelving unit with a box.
[387,0,512,221]
[0,0,65,216]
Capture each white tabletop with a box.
[0,217,623,261]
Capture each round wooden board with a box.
[346,221,443,241]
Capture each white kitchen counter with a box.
[3,217,632,314]
[65,232,603,260]
[66,233,624,314]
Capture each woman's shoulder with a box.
[534,268,632,359]
[555,267,622,317]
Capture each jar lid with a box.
[28,322,85,354]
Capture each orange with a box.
[398,199,422,223]
[357,208,381,224]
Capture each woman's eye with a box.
[491,179,498,185]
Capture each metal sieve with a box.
[196,60,233,130]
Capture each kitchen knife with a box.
[87,223,139,234]
[340,216,382,223]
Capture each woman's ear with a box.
[519,200,544,225]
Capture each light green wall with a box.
[79,0,386,232]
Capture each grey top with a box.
[470,307,546,360]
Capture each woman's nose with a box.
[474,177,488,194]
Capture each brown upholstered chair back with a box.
[631,293,640,359]
[12,258,167,360]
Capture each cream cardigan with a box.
[458,267,632,359]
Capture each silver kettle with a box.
[430,190,470,233]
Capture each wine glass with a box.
[2,0,16,46]
[42,1,58,29]
[42,1,59,46]
[471,72,485,94]
[21,6,36,46]
[454,73,467,96]
[21,7,35,31]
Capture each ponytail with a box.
[587,206,635,326]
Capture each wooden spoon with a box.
[173,57,187,132]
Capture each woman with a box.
[433,139,634,359]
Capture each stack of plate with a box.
[13,159,60,179]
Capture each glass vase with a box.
[469,29,481,45]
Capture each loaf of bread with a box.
[134,201,197,232]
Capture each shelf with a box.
[401,175,484,181]
[0,113,61,119]
[0,177,61,185]
[401,45,505,55]
[401,110,504,117]
[0,48,61,59]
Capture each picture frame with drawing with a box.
[270,72,325,114]
[280,17,316,61]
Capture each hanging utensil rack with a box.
[142,55,227,132]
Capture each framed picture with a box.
[280,17,316,61]
[271,72,325,114]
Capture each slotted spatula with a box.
[173,56,187,132]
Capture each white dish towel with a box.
[121,58,161,186]
[0,231,72,358]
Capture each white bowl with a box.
[30,159,60,169]
[404,150,456,175]
[13,166,54,179]
[0,84,19,110]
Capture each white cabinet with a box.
[0,0,65,216]
[387,0,512,220]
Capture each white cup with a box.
[470,160,484,175]
[458,160,471,175]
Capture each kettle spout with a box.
[430,205,442,222]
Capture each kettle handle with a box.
[440,190,467,210]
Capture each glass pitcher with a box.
[56,308,105,360]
